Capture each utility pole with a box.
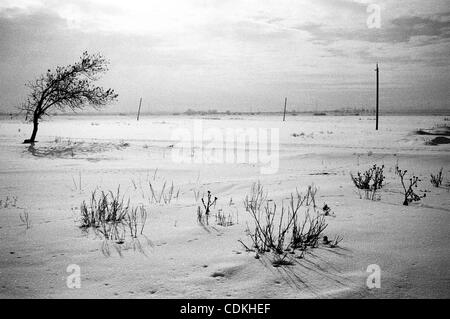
[137,97,142,121]
[375,63,379,130]
[283,97,287,122]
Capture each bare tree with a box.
[20,51,118,144]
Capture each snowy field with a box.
[0,114,449,299]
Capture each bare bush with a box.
[351,164,385,200]
[395,165,426,206]
[242,184,341,266]
[246,200,296,255]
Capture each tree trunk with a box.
[23,118,39,144]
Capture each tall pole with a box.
[137,97,142,121]
[283,97,287,122]
[375,63,379,130]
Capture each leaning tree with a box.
[20,51,118,144]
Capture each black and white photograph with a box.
[0,0,449,304]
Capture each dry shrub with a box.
[395,165,426,206]
[242,183,341,266]
[351,164,385,200]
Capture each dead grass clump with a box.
[130,170,180,205]
[148,180,180,205]
[79,187,148,244]
[125,205,148,238]
[215,209,236,227]
[430,168,444,187]
[80,188,129,231]
[244,181,267,213]
[351,164,385,200]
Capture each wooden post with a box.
[283,97,287,122]
[137,97,142,121]
[375,64,379,130]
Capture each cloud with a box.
[314,0,368,13]
[295,12,450,46]
[0,1,449,113]
[0,9,68,59]
[388,13,450,43]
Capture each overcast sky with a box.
[0,0,449,114]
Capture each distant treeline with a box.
[1,108,449,118]
[180,107,377,116]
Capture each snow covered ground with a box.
[0,114,449,298]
